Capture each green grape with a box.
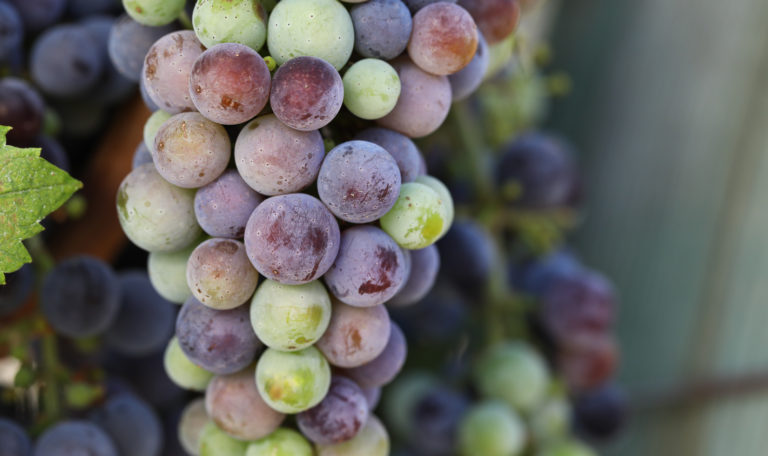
[123,0,185,26]
[143,109,171,153]
[246,428,313,456]
[316,415,389,456]
[199,421,248,456]
[164,337,214,391]
[193,0,268,51]
[413,175,454,239]
[530,397,571,444]
[536,440,598,456]
[256,347,331,413]
[178,399,209,455]
[380,182,450,249]
[382,371,437,439]
[147,242,197,304]
[459,401,526,456]
[267,0,354,70]
[475,341,550,413]
[342,59,401,120]
[250,279,332,351]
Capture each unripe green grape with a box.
[246,428,313,456]
[536,440,598,456]
[267,0,354,70]
[123,0,185,26]
[193,0,268,51]
[147,242,197,304]
[316,415,389,456]
[142,109,171,153]
[530,397,571,444]
[256,347,331,413]
[475,342,550,413]
[198,421,248,456]
[164,337,214,391]
[343,59,401,120]
[380,182,450,249]
[459,401,526,456]
[250,279,332,351]
[413,175,454,239]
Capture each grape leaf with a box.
[0,126,82,284]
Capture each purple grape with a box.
[558,333,618,393]
[140,77,160,111]
[0,418,31,456]
[194,170,264,239]
[34,421,118,456]
[109,15,176,82]
[142,30,205,113]
[342,322,407,388]
[354,128,426,183]
[407,2,478,76]
[324,226,409,308]
[89,394,163,456]
[0,264,33,317]
[0,2,23,62]
[0,77,44,146]
[350,0,412,60]
[186,238,259,310]
[68,0,120,18]
[362,387,381,410]
[318,141,401,224]
[574,383,628,440]
[509,249,582,297]
[244,194,340,285]
[8,0,65,32]
[403,0,457,12]
[234,115,325,196]
[449,31,489,101]
[437,220,495,294]
[457,0,520,44]
[80,16,136,107]
[410,387,469,455]
[316,299,391,368]
[176,296,261,375]
[390,282,468,344]
[35,135,70,172]
[132,141,153,169]
[297,376,369,445]
[270,56,344,131]
[389,245,439,306]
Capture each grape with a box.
[193,0,267,50]
[143,109,171,153]
[117,163,201,252]
[391,282,468,343]
[414,175,454,237]
[30,24,104,98]
[176,296,261,374]
[140,77,160,111]
[40,256,121,338]
[343,59,401,120]
[389,245,439,306]
[437,220,494,292]
[106,272,175,356]
[109,15,175,82]
[458,401,525,456]
[152,112,231,188]
[362,387,381,410]
[354,128,426,183]
[0,78,44,146]
[317,141,401,224]
[244,193,340,284]
[510,249,581,297]
[189,43,271,125]
[0,3,23,62]
[186,238,258,310]
[408,3,478,75]
[558,334,618,392]
[164,337,214,391]
[267,0,354,70]
[68,0,120,17]
[7,0,65,32]
[0,264,33,317]
[148,242,197,304]
[198,421,248,456]
[205,368,286,440]
[449,32,489,101]
[350,0,412,60]
[194,170,264,239]
[36,135,70,172]
[315,414,389,456]
[234,115,325,196]
[573,383,627,440]
[123,0,185,26]
[297,376,369,444]
[475,342,550,413]
[537,441,597,456]
[90,394,163,456]
[530,397,572,444]
[80,16,136,106]
[342,322,406,388]
[255,346,332,413]
[496,133,578,209]
[246,428,313,456]
[316,299,390,368]
[34,421,118,456]
[380,182,451,249]
[270,56,344,131]
[382,371,436,439]
[403,0,457,12]
[410,387,468,455]
[119,353,186,408]
[142,30,205,113]
[0,418,31,456]
[250,279,332,351]
[458,0,520,44]
[377,59,452,138]
[179,399,209,456]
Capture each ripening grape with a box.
[450,32,490,101]
[317,141,402,224]
[142,30,205,113]
[389,245,440,306]
[267,0,354,70]
[354,128,426,183]
[164,337,214,391]
[403,0,457,12]
[458,401,525,456]
[530,396,572,444]
[186,238,259,310]
[536,441,598,456]
[34,421,118,456]
[297,376,369,445]
[410,387,469,455]
[315,415,389,456]
[0,78,45,146]
[89,394,164,456]
[205,369,286,440]
[250,279,332,351]
[109,15,175,81]
[438,220,495,293]
[572,383,627,440]
[414,175,455,237]
[198,421,248,456]
[270,56,344,131]
[558,334,618,392]
[380,182,451,249]
[316,299,391,368]
[143,110,171,153]
[189,43,271,125]
[408,2,478,75]
[194,170,264,239]
[350,0,412,60]
[382,371,437,439]
[133,142,150,170]
[148,242,198,304]
[31,24,104,97]
[256,346,332,413]
[246,428,314,456]
[0,418,31,456]
[193,0,268,50]
[343,59,401,120]
[123,0,185,26]
[342,322,407,388]
[178,399,209,456]
[458,0,520,44]
[475,342,550,413]
[117,163,201,252]
[362,387,381,410]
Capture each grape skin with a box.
[350,0,412,60]
[0,418,31,456]
[133,141,153,170]
[148,242,197,304]
[194,170,264,239]
[109,14,175,82]
[256,346,332,414]
[389,245,440,306]
[449,31,490,101]
[342,322,407,388]
[458,0,520,44]
[187,238,259,310]
[354,128,426,183]
[315,414,389,456]
[33,421,118,456]
[178,399,209,456]
[123,0,185,26]
[199,421,248,456]
[342,59,401,120]
[205,369,286,440]
[192,0,268,50]
[317,141,402,224]
[31,24,104,97]
[410,387,469,455]
[437,220,495,292]
[143,109,171,153]
[0,3,23,62]
[408,2,478,76]
[235,115,325,196]
[0,78,44,146]
[414,174,454,237]
[7,0,65,32]
[297,376,369,445]
[361,387,381,410]
[380,182,450,249]
[164,337,214,391]
[270,56,344,131]
[244,193,340,285]
[316,300,391,368]
[246,428,314,456]
[189,43,271,125]
[558,333,618,393]
[403,0,457,12]
[142,30,205,114]
[89,394,164,456]
[458,401,525,456]
[573,383,627,440]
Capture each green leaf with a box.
[0,126,82,284]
